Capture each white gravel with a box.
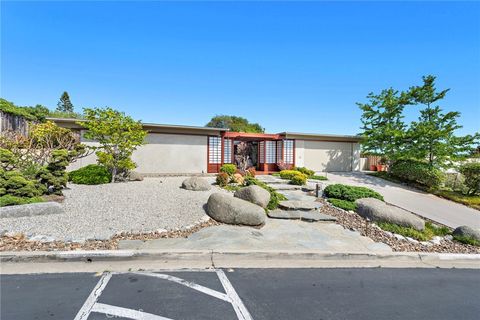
[0,177,227,242]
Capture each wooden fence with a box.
[0,111,30,136]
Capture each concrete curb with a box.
[1,250,480,269]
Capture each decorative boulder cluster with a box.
[207,185,271,226]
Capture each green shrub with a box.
[324,184,384,202]
[279,170,302,180]
[290,173,307,185]
[220,164,237,176]
[0,195,43,207]
[390,159,445,189]
[453,234,480,247]
[244,176,287,210]
[0,170,45,198]
[458,162,480,195]
[310,175,328,181]
[294,167,315,177]
[216,172,229,187]
[37,150,69,194]
[328,198,357,211]
[69,164,112,185]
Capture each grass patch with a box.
[327,198,356,211]
[0,195,44,207]
[453,235,480,247]
[433,189,480,210]
[377,221,450,241]
[310,175,328,181]
[271,173,280,177]
[222,185,242,192]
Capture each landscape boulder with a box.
[129,171,144,181]
[182,177,211,191]
[453,225,480,242]
[0,202,64,219]
[207,193,265,226]
[355,198,425,231]
[234,185,270,208]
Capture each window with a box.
[208,136,221,164]
[223,138,232,163]
[259,141,265,164]
[265,141,276,163]
[283,139,294,164]
[276,140,283,163]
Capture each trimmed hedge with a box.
[220,164,237,176]
[389,159,444,189]
[68,164,111,185]
[459,162,480,195]
[279,170,302,180]
[293,167,315,177]
[324,184,384,202]
[290,173,307,185]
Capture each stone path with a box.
[267,209,337,222]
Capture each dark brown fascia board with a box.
[279,132,363,143]
[46,117,228,136]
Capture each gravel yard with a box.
[0,177,226,242]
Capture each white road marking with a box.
[216,269,254,320]
[131,272,231,302]
[92,302,173,320]
[73,272,112,320]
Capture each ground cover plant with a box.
[452,234,480,247]
[327,198,356,211]
[377,222,450,242]
[324,183,383,212]
[310,175,328,181]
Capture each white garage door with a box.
[303,141,352,172]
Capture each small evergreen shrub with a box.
[324,184,384,202]
[279,170,302,180]
[290,173,307,185]
[0,195,43,207]
[390,159,445,189]
[220,164,237,176]
[246,167,256,177]
[216,172,229,187]
[328,198,357,211]
[0,170,45,198]
[69,164,112,185]
[458,162,480,195]
[294,167,315,177]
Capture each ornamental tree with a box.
[80,107,147,182]
[206,115,264,133]
[56,91,75,113]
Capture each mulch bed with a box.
[318,198,480,254]
[0,219,220,252]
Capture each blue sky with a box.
[1,1,479,135]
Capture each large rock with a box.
[355,198,425,231]
[207,193,265,226]
[181,177,211,191]
[234,185,270,208]
[0,202,64,219]
[129,171,144,181]
[453,226,480,242]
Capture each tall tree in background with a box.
[357,88,409,160]
[56,91,74,113]
[206,115,264,133]
[406,76,480,168]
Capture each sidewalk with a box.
[324,172,480,229]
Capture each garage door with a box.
[303,141,352,172]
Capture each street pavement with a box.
[325,172,480,228]
[1,268,479,320]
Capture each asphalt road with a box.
[1,268,479,320]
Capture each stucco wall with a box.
[297,140,360,172]
[68,133,208,174]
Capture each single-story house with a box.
[51,118,362,175]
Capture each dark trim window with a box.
[265,141,276,163]
[208,136,221,164]
[223,138,232,163]
[283,139,294,164]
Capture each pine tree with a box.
[406,75,480,168]
[56,91,74,113]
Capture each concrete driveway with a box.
[323,172,480,229]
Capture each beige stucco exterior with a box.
[296,140,361,172]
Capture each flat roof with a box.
[48,118,361,142]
